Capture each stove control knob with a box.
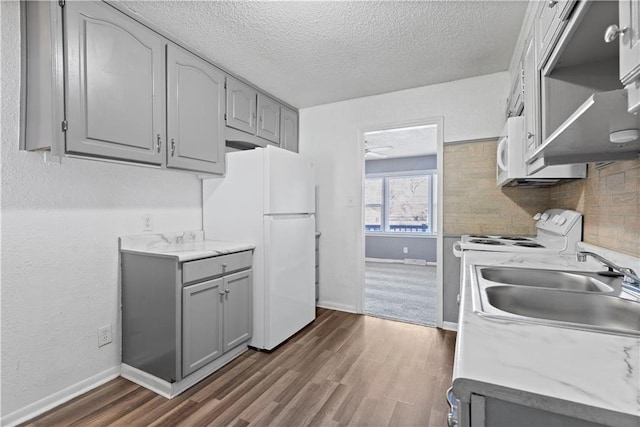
[533,213,542,220]
[557,216,567,225]
[541,213,550,221]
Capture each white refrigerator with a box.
[202,146,316,350]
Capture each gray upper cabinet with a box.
[222,270,252,352]
[256,94,280,144]
[225,77,257,135]
[166,44,225,174]
[225,76,299,151]
[64,1,164,165]
[280,106,299,152]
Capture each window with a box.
[364,172,437,234]
[364,178,383,231]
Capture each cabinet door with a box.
[280,106,299,152]
[506,61,524,118]
[226,77,257,135]
[523,36,539,158]
[183,278,223,377]
[535,0,575,69]
[64,1,164,165]
[222,270,253,352]
[167,44,225,174]
[256,94,281,144]
[619,0,640,84]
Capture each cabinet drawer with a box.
[183,251,252,285]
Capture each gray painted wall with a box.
[365,154,436,174]
[365,235,436,262]
[365,154,437,262]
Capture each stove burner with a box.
[498,236,531,241]
[513,242,545,248]
[469,234,490,238]
[470,239,505,245]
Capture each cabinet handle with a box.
[548,0,557,8]
[171,138,176,156]
[604,24,628,43]
[527,132,534,139]
[225,289,230,294]
[156,134,161,153]
[219,290,225,296]
[252,113,256,126]
[221,263,227,271]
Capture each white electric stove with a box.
[454,209,583,256]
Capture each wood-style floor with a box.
[21,308,457,427]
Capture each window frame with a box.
[364,169,437,236]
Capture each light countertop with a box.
[119,230,255,262]
[453,245,640,427]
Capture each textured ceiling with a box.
[118,1,528,108]
[365,125,438,159]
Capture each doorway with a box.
[360,119,443,327]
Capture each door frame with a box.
[357,117,444,327]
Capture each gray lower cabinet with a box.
[122,250,253,382]
[468,394,606,427]
[182,277,224,377]
[222,270,253,351]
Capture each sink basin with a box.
[484,286,640,335]
[479,267,613,292]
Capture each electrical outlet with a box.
[141,214,153,231]
[403,247,409,254]
[98,325,112,347]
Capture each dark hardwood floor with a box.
[21,308,457,427]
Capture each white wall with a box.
[300,72,509,312]
[1,2,202,422]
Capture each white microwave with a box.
[497,117,586,187]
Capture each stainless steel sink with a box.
[479,267,614,292]
[484,286,640,334]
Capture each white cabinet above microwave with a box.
[526,0,640,169]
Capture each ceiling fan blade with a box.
[365,151,387,158]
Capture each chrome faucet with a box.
[576,251,640,287]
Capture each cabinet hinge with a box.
[58,0,65,8]
[61,120,68,132]
[224,113,227,121]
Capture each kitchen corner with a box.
[452,245,640,427]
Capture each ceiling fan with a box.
[364,141,393,158]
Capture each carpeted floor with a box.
[364,261,437,326]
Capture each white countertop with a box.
[453,246,640,426]
[119,230,255,262]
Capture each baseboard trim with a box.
[442,321,458,332]
[316,301,359,314]
[121,344,249,399]
[365,258,436,266]
[1,366,120,427]
[365,257,403,264]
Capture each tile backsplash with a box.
[550,159,639,257]
[443,139,550,236]
[443,139,639,257]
